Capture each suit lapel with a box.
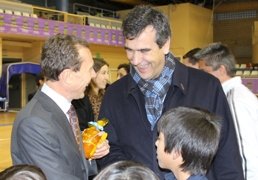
[35,91,83,157]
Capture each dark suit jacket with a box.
[72,95,94,131]
[11,90,89,180]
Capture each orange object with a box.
[82,119,108,159]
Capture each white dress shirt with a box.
[222,76,258,180]
[41,83,71,121]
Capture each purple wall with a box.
[0,13,124,46]
[242,77,258,95]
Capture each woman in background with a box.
[87,58,110,121]
[72,58,110,130]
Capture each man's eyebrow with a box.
[124,46,132,50]
[124,47,151,52]
[140,48,151,51]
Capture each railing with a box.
[73,3,117,18]
[0,13,124,46]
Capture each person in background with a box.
[87,58,109,121]
[117,63,130,80]
[94,160,159,180]
[28,72,46,101]
[11,34,110,180]
[182,48,201,69]
[72,93,94,131]
[195,42,258,180]
[0,164,47,180]
[156,107,221,180]
[72,58,110,130]
[97,5,243,180]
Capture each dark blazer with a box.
[97,58,244,180]
[11,91,89,180]
[72,95,94,131]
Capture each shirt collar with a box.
[222,76,241,95]
[41,83,71,116]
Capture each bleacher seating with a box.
[251,70,258,76]
[235,63,258,77]
[4,9,12,15]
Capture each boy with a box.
[156,107,221,180]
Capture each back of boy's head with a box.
[0,164,46,180]
[157,106,221,175]
[94,160,159,180]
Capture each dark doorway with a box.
[8,74,21,109]
[3,58,22,110]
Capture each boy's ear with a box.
[172,149,181,160]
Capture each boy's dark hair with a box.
[0,164,47,180]
[93,160,159,180]
[157,106,221,175]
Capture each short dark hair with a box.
[122,5,171,48]
[41,33,89,81]
[194,42,236,77]
[35,72,45,87]
[117,63,130,74]
[0,164,46,180]
[157,107,221,175]
[94,160,159,180]
[183,48,201,65]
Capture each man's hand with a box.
[91,139,110,159]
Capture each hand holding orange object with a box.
[90,134,110,160]
[82,119,108,159]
